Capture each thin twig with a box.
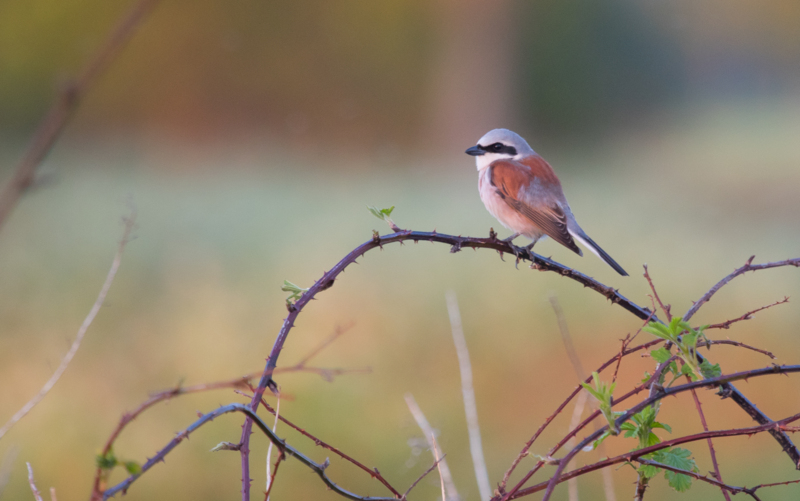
[548,294,592,501]
[633,459,756,500]
[27,463,43,501]
[446,291,491,501]
[0,0,160,232]
[0,214,135,441]
[705,297,790,330]
[402,456,445,500]
[265,392,281,500]
[497,338,664,494]
[251,390,402,498]
[263,451,284,501]
[705,340,776,359]
[432,435,447,501]
[684,256,800,322]
[686,378,731,501]
[50,487,58,501]
[294,322,355,368]
[404,394,459,501]
[643,265,672,321]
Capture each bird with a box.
[465,128,628,276]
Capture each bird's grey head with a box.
[465,129,536,171]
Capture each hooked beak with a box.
[465,145,485,156]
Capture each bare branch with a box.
[643,265,672,321]
[498,337,664,493]
[293,322,356,368]
[705,340,776,359]
[0,214,135,441]
[446,291,491,500]
[402,456,445,500]
[633,459,755,500]
[0,0,160,232]
[684,257,800,322]
[705,297,790,330]
[686,378,731,501]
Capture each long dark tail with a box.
[569,230,628,276]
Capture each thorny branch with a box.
[248,387,403,498]
[238,227,666,499]
[706,297,790,330]
[683,256,800,322]
[91,324,369,499]
[101,403,399,501]
[507,410,800,500]
[537,364,800,501]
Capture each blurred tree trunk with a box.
[423,0,517,152]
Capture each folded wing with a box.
[489,160,582,256]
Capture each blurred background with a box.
[1,0,799,500]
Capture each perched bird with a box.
[466,128,628,276]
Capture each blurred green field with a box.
[1,102,800,501]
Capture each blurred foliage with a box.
[516,0,685,138]
[2,0,800,149]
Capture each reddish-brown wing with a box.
[488,158,581,255]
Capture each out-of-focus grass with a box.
[0,102,799,501]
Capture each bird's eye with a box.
[492,143,504,152]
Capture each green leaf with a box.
[667,360,679,376]
[682,331,699,349]
[282,280,309,304]
[699,359,722,379]
[96,452,118,470]
[124,461,142,475]
[588,430,614,451]
[367,206,397,227]
[638,457,661,479]
[679,363,694,377]
[657,448,698,492]
[652,421,672,433]
[644,432,661,447]
[650,347,672,363]
[668,316,684,333]
[643,323,672,340]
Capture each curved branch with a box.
[239,228,658,498]
[101,403,397,501]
